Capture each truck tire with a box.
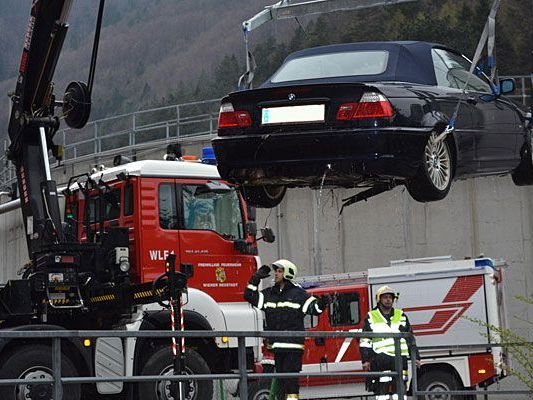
[418,370,467,400]
[138,346,213,400]
[247,379,272,400]
[0,344,81,400]
[511,134,533,186]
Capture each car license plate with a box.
[261,104,325,125]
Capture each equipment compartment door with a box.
[302,286,367,388]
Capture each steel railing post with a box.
[132,112,136,146]
[94,123,99,155]
[238,336,248,400]
[410,344,418,400]
[176,105,180,139]
[52,337,62,400]
[394,337,405,400]
[521,76,526,106]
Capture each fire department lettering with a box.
[148,249,175,261]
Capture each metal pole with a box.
[176,105,180,139]
[167,254,185,400]
[39,127,52,181]
[94,123,98,154]
[394,337,405,400]
[238,337,248,400]
[52,338,63,400]
[410,345,418,400]
[132,112,136,146]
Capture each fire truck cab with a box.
[64,155,264,398]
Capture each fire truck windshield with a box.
[182,184,244,240]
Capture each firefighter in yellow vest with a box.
[359,286,421,400]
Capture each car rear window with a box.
[270,50,389,83]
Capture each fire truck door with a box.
[176,181,256,304]
[302,288,366,387]
[140,178,181,283]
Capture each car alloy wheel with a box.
[424,133,451,191]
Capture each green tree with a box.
[467,296,533,391]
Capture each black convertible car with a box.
[212,41,532,208]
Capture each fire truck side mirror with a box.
[260,227,275,243]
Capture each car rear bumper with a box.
[212,127,431,185]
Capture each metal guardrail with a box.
[0,98,222,188]
[0,330,408,400]
[0,329,531,399]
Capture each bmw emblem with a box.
[288,93,296,101]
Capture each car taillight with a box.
[336,92,394,120]
[218,102,252,128]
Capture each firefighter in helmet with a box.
[359,285,421,400]
[244,259,328,400]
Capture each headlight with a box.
[119,260,130,272]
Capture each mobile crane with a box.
[2,3,270,400]
[1,1,190,398]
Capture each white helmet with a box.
[272,259,298,281]
[375,285,399,302]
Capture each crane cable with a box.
[435,0,501,144]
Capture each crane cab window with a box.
[159,183,178,230]
[87,188,121,223]
[123,183,134,216]
[329,292,360,326]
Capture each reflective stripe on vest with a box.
[302,296,316,313]
[264,301,301,310]
[368,309,409,357]
[257,292,264,310]
[271,342,305,350]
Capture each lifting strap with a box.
[238,29,257,90]
[439,0,501,142]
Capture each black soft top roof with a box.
[261,41,460,87]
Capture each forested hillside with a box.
[1,0,531,138]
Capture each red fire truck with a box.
[249,256,507,400]
[60,152,270,399]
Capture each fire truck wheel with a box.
[0,344,81,400]
[418,369,467,400]
[247,379,272,400]
[138,346,213,400]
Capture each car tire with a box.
[0,344,81,400]
[407,132,453,202]
[138,346,213,400]
[511,134,533,186]
[418,369,468,400]
[240,185,286,208]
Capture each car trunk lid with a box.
[218,83,392,134]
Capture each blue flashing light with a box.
[475,258,494,268]
[201,147,217,165]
